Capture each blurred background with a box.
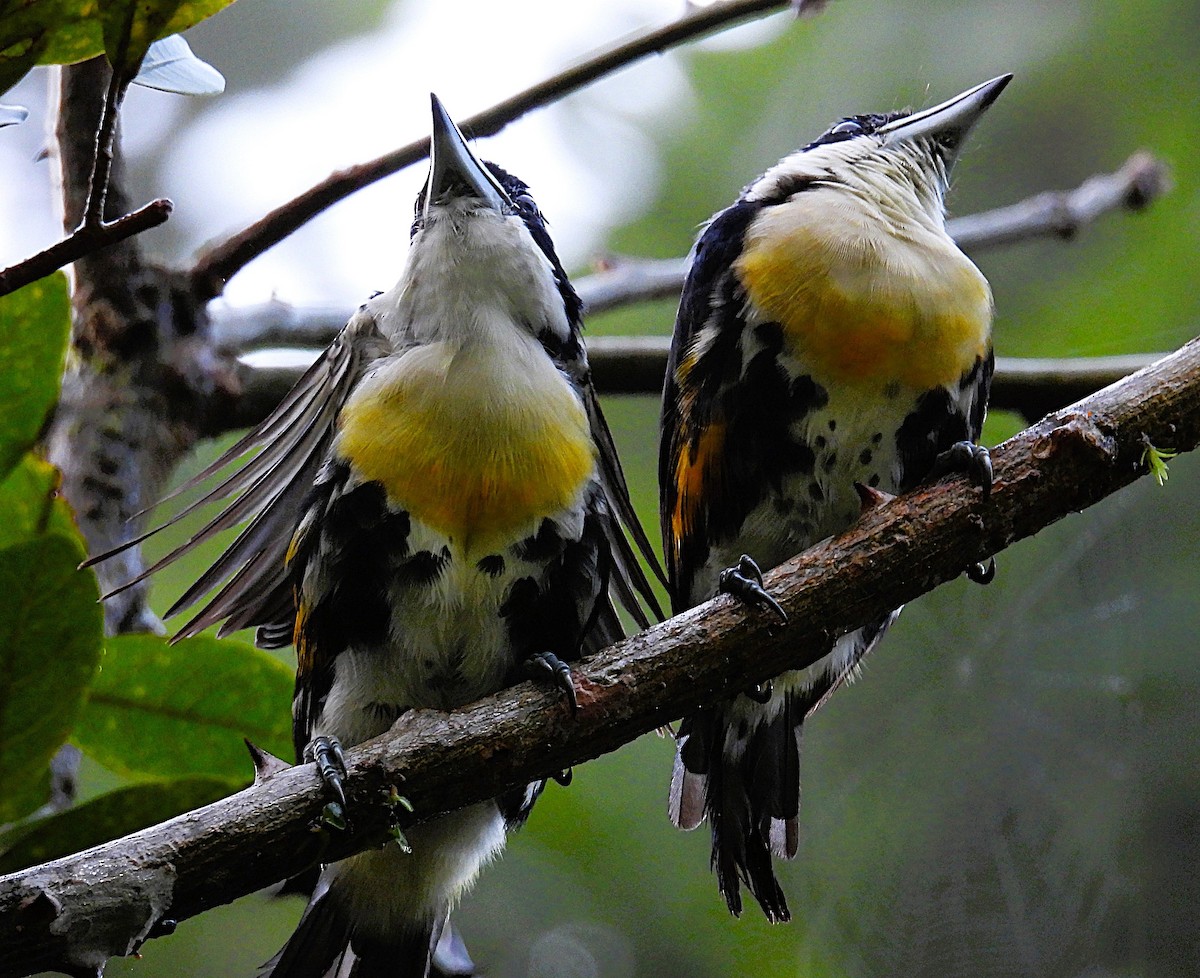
[6,0,1200,975]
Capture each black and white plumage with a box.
[91,95,662,978]
[660,76,1010,922]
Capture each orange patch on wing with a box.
[292,591,312,673]
[670,420,727,565]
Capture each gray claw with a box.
[719,554,788,624]
[525,651,578,714]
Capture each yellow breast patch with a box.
[735,202,992,391]
[336,341,595,554]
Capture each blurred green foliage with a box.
[0,0,235,94]
[5,0,1199,976]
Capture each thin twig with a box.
[576,151,1171,313]
[0,198,173,300]
[186,0,797,301]
[226,343,1164,430]
[2,336,1198,977]
[947,151,1170,248]
[205,151,1170,358]
[80,8,140,231]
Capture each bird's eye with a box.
[830,120,862,136]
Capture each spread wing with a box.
[85,309,391,645]
[582,381,666,635]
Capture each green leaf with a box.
[0,534,104,822]
[0,273,70,482]
[0,0,235,95]
[97,0,233,73]
[0,455,80,548]
[74,633,295,781]
[0,776,232,873]
[0,1,97,96]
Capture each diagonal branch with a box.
[205,151,1171,426]
[947,150,1169,249]
[572,151,1170,314]
[2,333,1197,978]
[225,343,1165,433]
[185,0,798,301]
[0,199,173,300]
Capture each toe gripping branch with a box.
[719,554,786,704]
[525,651,578,714]
[930,440,995,586]
[930,440,993,497]
[306,735,348,810]
[718,554,788,624]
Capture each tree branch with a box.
[45,58,242,636]
[574,150,1170,313]
[0,199,173,300]
[224,338,1163,432]
[185,0,798,301]
[207,151,1171,427]
[3,334,1197,978]
[947,150,1169,249]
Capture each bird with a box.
[88,95,662,977]
[659,74,1011,923]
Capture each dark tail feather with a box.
[674,698,809,924]
[263,886,444,978]
[261,886,352,978]
[349,916,444,978]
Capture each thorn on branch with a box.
[246,739,292,784]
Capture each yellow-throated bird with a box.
[91,96,662,977]
[660,75,1011,922]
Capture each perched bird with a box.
[91,96,661,977]
[660,75,1011,922]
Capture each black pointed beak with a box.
[425,94,512,222]
[878,74,1012,164]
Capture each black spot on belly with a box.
[396,549,449,586]
[500,576,540,619]
[808,482,824,502]
[781,440,816,476]
[859,448,873,466]
[827,419,837,431]
[814,435,826,449]
[737,719,750,739]
[477,554,506,577]
[896,387,970,490]
[868,474,880,487]
[871,432,883,445]
[790,375,829,413]
[755,321,784,353]
[515,519,564,562]
[823,452,838,472]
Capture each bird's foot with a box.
[718,554,787,624]
[524,651,578,715]
[305,735,348,817]
[929,441,993,497]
